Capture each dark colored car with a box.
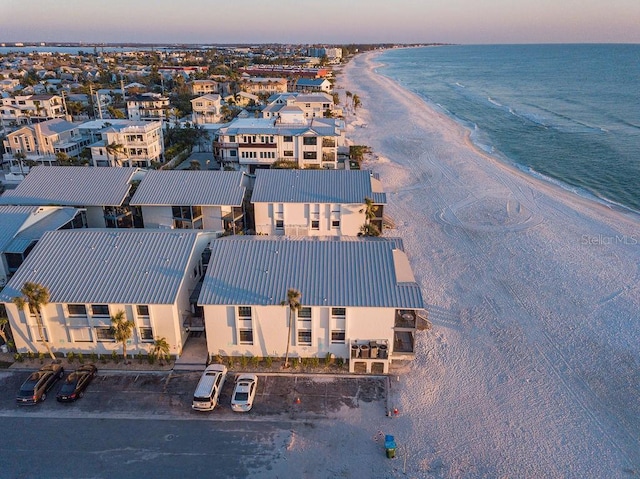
[56,364,98,402]
[16,362,65,405]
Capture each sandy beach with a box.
[256,51,640,478]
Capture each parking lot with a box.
[0,368,387,419]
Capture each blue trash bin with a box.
[384,435,397,458]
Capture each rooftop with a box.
[198,236,424,309]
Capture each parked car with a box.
[16,362,64,405]
[192,364,227,411]
[56,364,98,402]
[231,373,258,412]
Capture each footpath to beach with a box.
[314,51,639,478]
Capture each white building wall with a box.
[253,202,365,237]
[3,301,184,357]
[202,305,395,360]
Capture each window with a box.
[136,305,149,317]
[95,327,115,341]
[332,220,340,228]
[230,150,237,157]
[331,308,346,344]
[283,136,293,142]
[284,150,294,157]
[70,327,92,342]
[67,304,87,317]
[275,219,284,229]
[311,220,319,230]
[139,327,154,342]
[229,135,236,142]
[303,151,317,160]
[297,307,312,346]
[91,304,109,317]
[303,137,317,146]
[238,307,253,345]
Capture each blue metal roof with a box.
[198,236,424,309]
[0,229,209,305]
[0,166,138,207]
[130,170,246,206]
[251,169,387,204]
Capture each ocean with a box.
[377,44,640,213]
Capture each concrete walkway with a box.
[174,333,208,371]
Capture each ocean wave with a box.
[487,97,502,107]
[525,104,608,133]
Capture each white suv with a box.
[192,364,227,411]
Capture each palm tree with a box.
[111,310,134,362]
[13,150,27,175]
[280,288,302,368]
[352,94,361,112]
[359,197,381,237]
[106,142,127,167]
[12,281,55,359]
[0,314,13,350]
[151,337,171,364]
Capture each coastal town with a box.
[0,43,431,378]
[1,39,639,479]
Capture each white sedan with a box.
[230,373,258,412]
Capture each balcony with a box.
[322,152,336,162]
[395,310,416,328]
[238,142,277,148]
[322,138,336,147]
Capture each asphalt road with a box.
[0,368,388,478]
[1,416,294,478]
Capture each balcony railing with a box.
[322,138,336,147]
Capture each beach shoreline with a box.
[329,50,640,476]
[351,50,640,226]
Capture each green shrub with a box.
[291,357,299,368]
[136,352,144,364]
[38,352,45,362]
[240,355,249,368]
[111,350,119,363]
[27,351,34,360]
[77,352,84,364]
[67,351,75,363]
[90,352,98,363]
[147,353,156,364]
[14,352,23,362]
[250,356,260,368]
[265,356,273,368]
[227,356,234,368]
[310,356,320,368]
[100,354,107,364]
[336,357,344,367]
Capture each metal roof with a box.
[0,229,208,305]
[198,236,424,309]
[0,205,34,252]
[0,166,138,206]
[5,207,80,253]
[130,170,246,207]
[251,169,387,204]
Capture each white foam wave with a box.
[487,97,502,107]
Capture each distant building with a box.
[262,92,338,120]
[239,77,288,96]
[0,94,66,126]
[190,94,223,125]
[213,114,345,172]
[295,78,332,93]
[126,93,169,122]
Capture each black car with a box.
[16,362,65,405]
[56,364,97,402]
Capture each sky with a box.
[2,0,639,45]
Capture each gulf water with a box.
[377,45,640,213]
